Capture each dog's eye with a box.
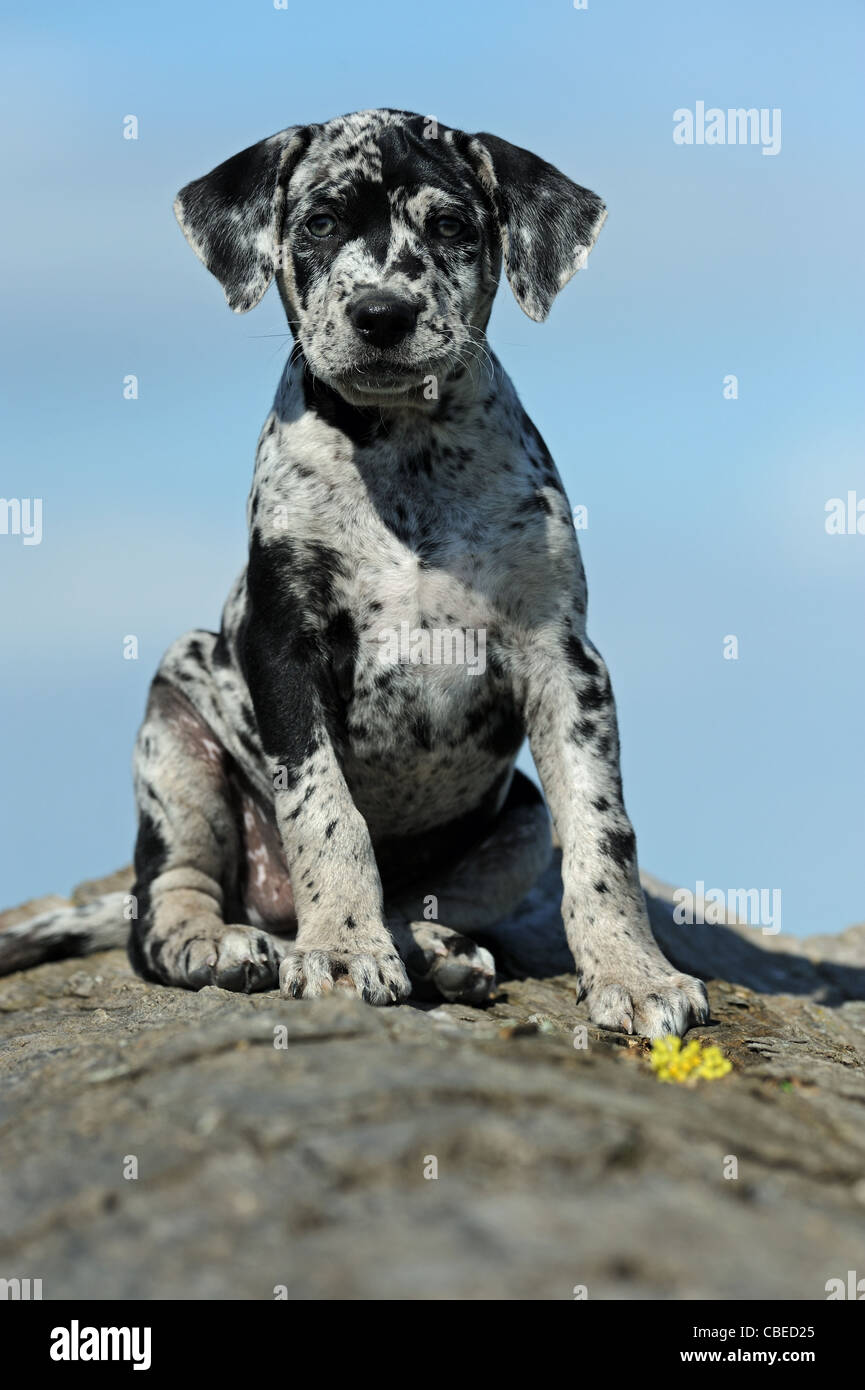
[306,213,337,239]
[431,215,465,240]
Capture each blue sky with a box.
[1,0,862,935]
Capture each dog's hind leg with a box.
[387,771,553,1004]
[129,675,287,991]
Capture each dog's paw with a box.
[182,924,287,992]
[581,967,709,1039]
[278,948,411,1005]
[401,921,496,1005]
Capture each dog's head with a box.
[175,109,606,405]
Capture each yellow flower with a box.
[695,1045,732,1080]
[650,1035,732,1083]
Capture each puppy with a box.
[3,110,708,1039]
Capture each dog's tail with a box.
[0,895,130,977]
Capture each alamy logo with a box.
[673,102,781,156]
[377,622,486,675]
[50,1320,152,1370]
[825,492,865,535]
[0,1276,42,1299]
[825,1271,865,1299]
[673,881,781,935]
[0,497,42,545]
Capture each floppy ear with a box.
[464,132,607,322]
[174,126,311,313]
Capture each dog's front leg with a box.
[242,581,410,1006]
[522,626,708,1038]
[272,736,410,1004]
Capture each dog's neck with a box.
[257,345,521,507]
[274,349,500,442]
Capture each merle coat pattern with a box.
[2,110,707,1038]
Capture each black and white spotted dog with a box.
[2,110,708,1038]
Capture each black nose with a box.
[348,292,418,349]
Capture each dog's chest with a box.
[337,502,503,715]
[247,385,569,829]
[324,494,525,830]
[341,635,520,841]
